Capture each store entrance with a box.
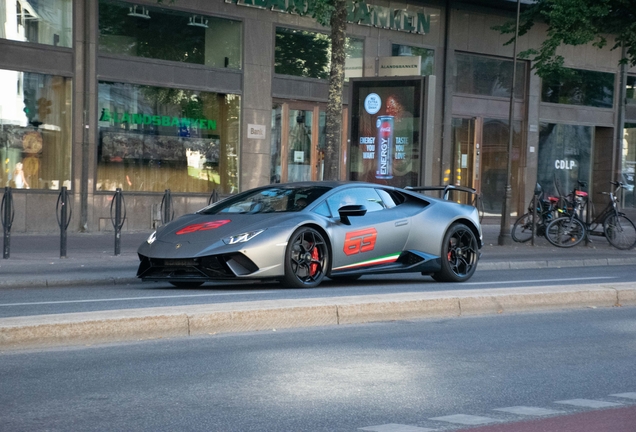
[271,101,347,183]
[451,117,522,216]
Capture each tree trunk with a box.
[323,0,347,181]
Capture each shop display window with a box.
[275,27,363,79]
[622,123,636,208]
[99,0,242,69]
[537,123,592,197]
[627,76,636,106]
[98,82,240,194]
[455,53,526,99]
[391,45,434,76]
[0,0,72,47]
[541,68,614,108]
[0,69,72,191]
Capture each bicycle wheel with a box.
[545,217,585,248]
[603,213,636,250]
[512,213,533,242]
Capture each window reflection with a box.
[541,68,614,108]
[99,0,242,69]
[1,0,72,47]
[391,45,435,76]
[275,27,363,79]
[627,76,636,106]
[622,124,636,208]
[0,69,72,190]
[455,53,526,99]
[97,82,240,194]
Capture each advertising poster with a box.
[349,78,423,188]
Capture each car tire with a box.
[432,223,479,282]
[169,281,204,288]
[282,226,329,288]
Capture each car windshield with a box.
[198,186,332,214]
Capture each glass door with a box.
[270,102,327,183]
[452,117,522,215]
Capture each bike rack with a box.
[110,188,126,256]
[208,189,219,206]
[1,187,14,259]
[56,187,73,258]
[160,189,174,225]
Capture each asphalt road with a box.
[1,307,635,431]
[0,265,634,318]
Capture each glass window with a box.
[1,0,72,47]
[97,82,240,194]
[455,53,526,99]
[622,123,636,208]
[0,69,72,190]
[270,104,282,183]
[627,76,636,106]
[275,27,363,79]
[99,0,242,69]
[537,123,592,198]
[541,68,614,108]
[199,185,331,214]
[327,188,386,214]
[391,45,434,76]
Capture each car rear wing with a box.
[406,185,478,200]
[406,185,483,222]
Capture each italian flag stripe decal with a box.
[333,253,401,271]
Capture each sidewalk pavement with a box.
[1,224,635,350]
[1,223,635,288]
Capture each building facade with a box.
[1,0,635,233]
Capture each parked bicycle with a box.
[511,184,561,242]
[545,181,636,249]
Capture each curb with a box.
[2,283,635,350]
[476,257,636,271]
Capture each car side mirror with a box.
[338,204,367,225]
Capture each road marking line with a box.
[359,424,435,431]
[0,291,277,307]
[610,393,636,400]
[555,399,623,408]
[464,276,616,285]
[429,414,499,425]
[493,406,564,416]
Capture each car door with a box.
[327,187,411,272]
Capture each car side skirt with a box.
[329,250,441,277]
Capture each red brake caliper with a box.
[309,246,320,276]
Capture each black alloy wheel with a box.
[432,223,479,282]
[282,226,329,288]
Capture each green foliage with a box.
[494,0,636,78]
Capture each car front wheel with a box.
[432,223,479,282]
[282,226,329,288]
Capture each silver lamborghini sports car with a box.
[137,182,483,288]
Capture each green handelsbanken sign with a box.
[99,109,217,130]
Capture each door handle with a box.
[395,219,408,227]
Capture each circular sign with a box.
[364,93,381,115]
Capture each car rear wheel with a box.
[169,281,204,288]
[282,226,329,288]
[432,223,479,282]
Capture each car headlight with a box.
[147,231,157,245]
[223,229,265,245]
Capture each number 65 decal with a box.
[344,228,377,256]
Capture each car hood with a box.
[152,212,295,245]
